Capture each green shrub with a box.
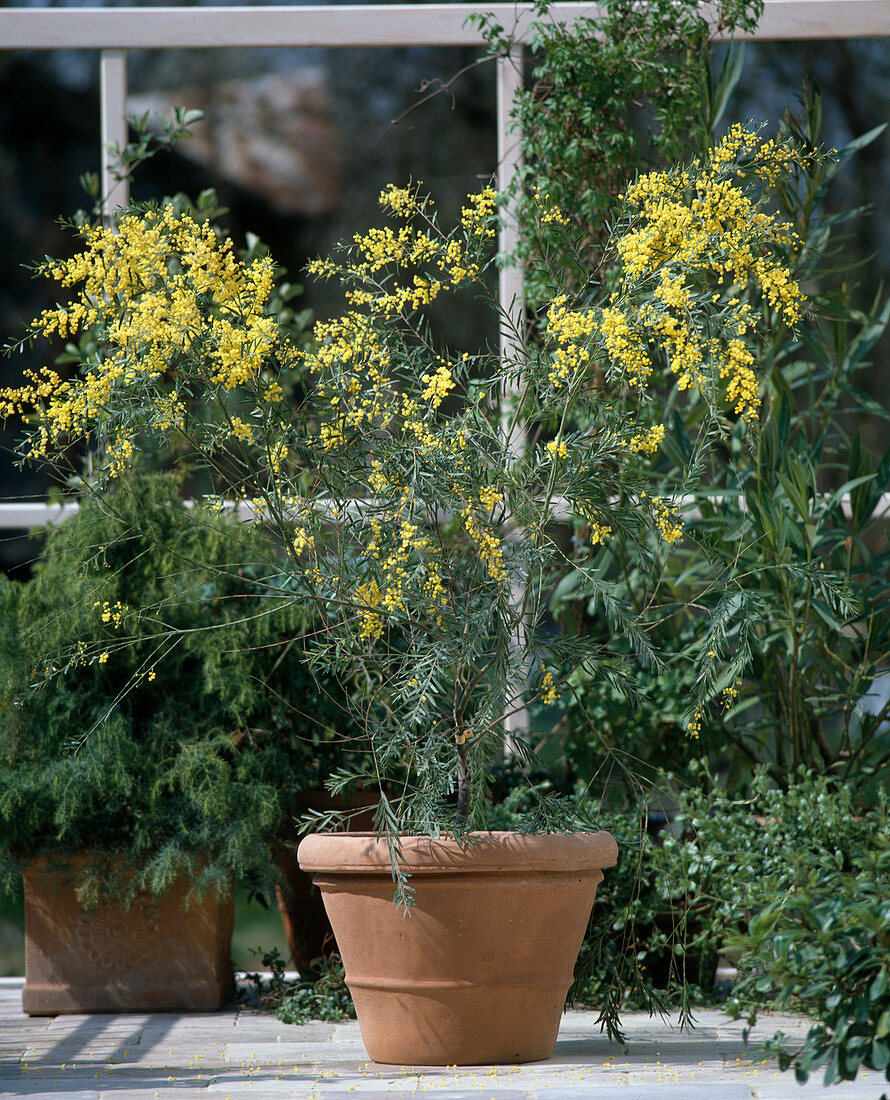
[728,847,890,1093]
[474,0,762,308]
[0,474,366,905]
[241,948,356,1024]
[662,768,887,973]
[569,768,889,1039]
[275,958,356,1025]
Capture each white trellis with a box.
[0,1,889,533]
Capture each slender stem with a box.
[455,734,472,827]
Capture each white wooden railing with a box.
[1,2,890,530]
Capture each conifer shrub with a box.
[0,474,365,906]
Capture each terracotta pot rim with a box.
[297,829,618,874]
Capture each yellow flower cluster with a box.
[422,568,447,611]
[545,296,597,389]
[588,521,613,547]
[573,502,613,547]
[230,417,255,444]
[352,225,419,274]
[306,257,339,280]
[721,340,758,418]
[95,600,127,628]
[379,184,422,217]
[106,435,136,478]
[292,527,314,555]
[642,492,684,544]
[533,188,572,227]
[377,182,496,245]
[628,423,666,455]
[347,275,443,315]
[0,368,68,424]
[597,307,651,388]
[319,422,346,450]
[603,128,804,422]
[421,364,455,409]
[540,670,559,705]
[301,186,503,651]
[333,185,493,320]
[460,188,498,239]
[268,441,289,474]
[438,238,479,286]
[355,579,384,642]
[357,470,449,638]
[151,393,187,434]
[308,314,395,449]
[0,205,286,470]
[461,504,507,583]
[722,680,742,707]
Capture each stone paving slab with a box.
[0,978,888,1098]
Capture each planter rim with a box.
[297,829,618,874]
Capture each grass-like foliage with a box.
[547,92,890,792]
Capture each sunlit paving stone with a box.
[0,986,885,1098]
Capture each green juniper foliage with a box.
[0,474,364,907]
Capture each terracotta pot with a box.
[297,829,618,1065]
[274,792,379,973]
[22,854,234,1015]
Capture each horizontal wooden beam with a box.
[1,494,888,531]
[0,502,80,529]
[746,0,890,37]
[0,1,887,51]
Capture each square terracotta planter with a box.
[22,855,234,1015]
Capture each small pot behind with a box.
[298,830,617,1066]
[275,792,378,973]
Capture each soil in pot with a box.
[298,830,618,1065]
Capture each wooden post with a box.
[100,48,129,218]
